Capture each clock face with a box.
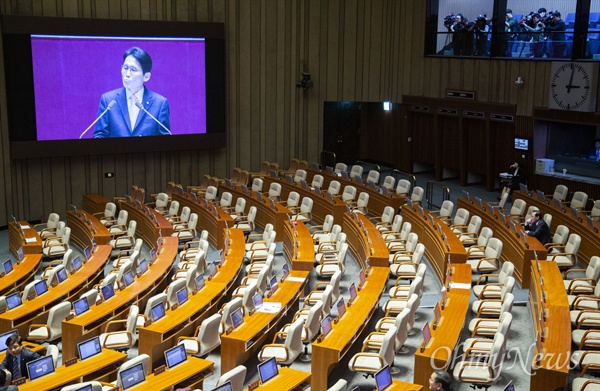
[549,62,597,111]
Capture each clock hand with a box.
[567,65,575,93]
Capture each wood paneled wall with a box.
[0,0,592,225]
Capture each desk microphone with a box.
[79,100,117,139]
[134,101,172,135]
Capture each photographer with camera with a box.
[504,9,518,57]
[448,14,471,56]
[542,10,567,58]
[521,12,544,57]
[470,15,490,56]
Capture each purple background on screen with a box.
[32,37,206,140]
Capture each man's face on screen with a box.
[121,55,150,94]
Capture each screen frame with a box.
[77,336,102,361]
[73,297,90,316]
[26,355,55,381]
[0,330,18,353]
[151,302,166,322]
[258,356,278,384]
[119,362,146,390]
[375,365,392,391]
[6,292,22,310]
[164,344,188,369]
[2,15,226,159]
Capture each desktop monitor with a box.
[230,307,244,330]
[0,330,18,353]
[461,190,470,200]
[225,178,232,188]
[503,381,515,391]
[375,365,393,391]
[138,259,149,274]
[326,191,336,204]
[119,363,146,390]
[122,270,135,287]
[553,198,562,209]
[27,355,55,381]
[101,283,115,301]
[73,297,90,316]
[321,316,332,337]
[253,292,264,311]
[91,238,97,251]
[84,246,91,261]
[164,344,188,369]
[77,336,102,361]
[213,381,233,391]
[195,274,206,291]
[268,197,277,210]
[325,166,334,174]
[536,190,545,201]
[433,303,441,327]
[475,197,483,209]
[519,183,528,192]
[6,292,22,310]
[359,269,366,288]
[219,249,225,266]
[151,302,166,322]
[340,171,349,180]
[209,262,217,278]
[422,321,432,350]
[349,283,357,304]
[34,280,48,297]
[300,179,307,189]
[150,248,157,263]
[337,298,346,319]
[73,256,83,272]
[269,275,278,294]
[3,259,13,274]
[17,247,24,262]
[282,263,290,280]
[256,191,264,202]
[56,267,68,284]
[314,186,322,196]
[405,199,413,208]
[570,206,579,218]
[176,287,189,306]
[258,356,278,384]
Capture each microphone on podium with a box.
[79,100,117,139]
[134,101,172,135]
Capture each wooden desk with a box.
[0,245,111,336]
[127,357,213,391]
[402,205,468,281]
[67,210,110,247]
[457,198,547,289]
[311,266,388,391]
[282,219,315,272]
[172,192,234,248]
[119,201,173,247]
[8,221,41,255]
[82,194,111,215]
[529,260,570,391]
[306,168,405,217]
[414,263,471,388]
[246,367,311,391]
[343,212,389,267]
[61,237,177,361]
[18,349,127,391]
[514,190,600,266]
[373,381,423,391]
[226,185,289,241]
[0,254,42,296]
[261,176,346,224]
[139,228,245,370]
[220,270,309,373]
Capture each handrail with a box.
[354,160,381,174]
[392,169,416,195]
[426,180,451,209]
[320,150,336,168]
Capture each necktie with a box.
[13,355,20,379]
[129,96,139,130]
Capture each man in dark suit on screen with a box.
[0,336,41,381]
[93,46,171,138]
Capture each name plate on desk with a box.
[154,365,166,376]
[12,377,25,386]
[144,319,153,327]
[64,357,78,367]
[66,313,75,321]
[248,380,260,391]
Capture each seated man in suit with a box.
[93,46,171,138]
[0,336,41,381]
[0,368,18,391]
[524,211,551,245]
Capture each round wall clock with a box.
[548,62,598,112]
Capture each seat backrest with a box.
[412,244,425,265]
[342,186,356,202]
[198,313,222,353]
[467,215,482,235]
[205,186,218,201]
[22,281,37,301]
[389,215,403,232]
[405,232,419,252]
[104,203,117,218]
[61,227,72,245]
[252,178,263,193]
[61,249,75,273]
[357,192,369,208]
[438,200,454,218]
[399,222,412,241]
[46,213,61,230]
[334,162,347,174]
[411,186,424,202]
[126,220,137,237]
[217,365,247,391]
[287,191,301,208]
[322,214,335,232]
[126,305,139,334]
[294,169,307,183]
[116,354,150,388]
[285,318,305,356]
[327,378,347,391]
[477,227,493,247]
[46,265,66,286]
[155,194,169,208]
[380,325,397,366]
[268,183,282,199]
[395,179,411,195]
[329,270,342,302]
[234,197,247,214]
[552,225,569,245]
[565,233,581,254]
[48,301,72,334]
[395,308,410,351]
[454,208,469,226]
[255,264,271,295]
[381,206,395,225]
[405,294,419,331]
[220,192,233,208]
[116,210,128,226]
[222,298,243,330]
[185,265,198,293]
[497,312,513,337]
[179,207,191,223]
[300,197,313,213]
[167,201,179,216]
[500,293,514,314]
[246,206,257,223]
[193,248,207,272]
[591,200,600,218]
[366,170,380,185]
[498,262,514,284]
[500,277,515,299]
[166,279,187,307]
[382,176,395,190]
[585,256,600,279]
[543,213,552,230]
[305,301,324,341]
[312,174,324,188]
[320,286,334,317]
[46,344,59,366]
[510,199,526,216]
[571,191,588,209]
[187,213,198,231]
[485,238,503,259]
[328,180,341,195]
[144,293,168,319]
[349,165,363,179]
[242,282,258,314]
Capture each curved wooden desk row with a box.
[0,254,42,296]
[282,219,316,272]
[343,212,389,267]
[172,192,234,249]
[61,237,178,361]
[513,190,600,266]
[529,260,570,391]
[67,210,110,248]
[139,229,246,371]
[311,266,389,391]
[118,201,173,247]
[220,269,309,373]
[8,221,42,255]
[401,205,467,282]
[414,264,471,388]
[0,245,111,337]
[457,198,547,289]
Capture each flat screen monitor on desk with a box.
[461,190,470,200]
[121,270,134,288]
[176,287,188,306]
[359,269,366,289]
[195,274,205,291]
[553,198,562,209]
[101,283,115,301]
[230,307,244,330]
[6,292,22,310]
[536,190,545,201]
[27,355,55,381]
[349,283,357,304]
[422,321,432,348]
[253,293,264,311]
[138,259,148,274]
[475,197,483,209]
[213,381,233,391]
[503,380,515,391]
[269,275,278,294]
[258,356,278,384]
[3,259,13,275]
[519,183,528,192]
[56,267,68,284]
[119,363,146,390]
[337,298,346,319]
[164,344,187,369]
[150,248,157,263]
[84,246,91,261]
[17,247,24,262]
[34,280,48,297]
[321,315,332,337]
[73,256,83,272]
[0,330,18,352]
[73,297,90,316]
[151,302,166,322]
[375,365,392,391]
[314,186,322,196]
[77,336,102,361]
